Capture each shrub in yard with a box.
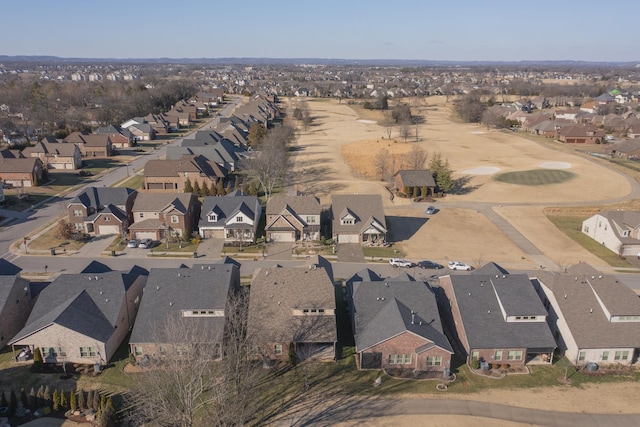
[60,390,68,411]
[503,363,510,369]
[288,342,297,366]
[33,347,43,371]
[0,391,7,407]
[470,357,480,370]
[69,390,77,412]
[9,390,17,416]
[20,389,28,409]
[77,389,85,410]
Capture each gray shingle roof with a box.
[198,193,260,229]
[10,270,146,345]
[266,195,320,215]
[132,192,194,214]
[440,273,556,350]
[352,281,452,353]
[396,170,436,187]
[535,264,640,349]
[331,194,386,235]
[0,275,28,313]
[69,186,136,209]
[247,266,337,344]
[130,265,239,344]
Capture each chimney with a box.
[411,310,415,325]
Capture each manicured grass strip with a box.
[546,215,634,268]
[494,169,575,186]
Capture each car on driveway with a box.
[389,258,413,268]
[448,261,472,271]
[138,239,153,249]
[127,239,140,248]
[417,260,444,269]
[425,206,437,215]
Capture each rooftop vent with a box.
[265,270,269,276]
[468,292,472,296]
[201,266,204,270]
[88,277,92,281]
[169,302,173,306]
[590,308,593,313]
[156,286,160,291]
[105,299,109,302]
[564,294,567,299]
[488,310,491,314]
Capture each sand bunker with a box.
[461,166,501,175]
[538,161,572,169]
[470,131,485,134]
[356,119,376,124]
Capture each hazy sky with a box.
[2,0,638,62]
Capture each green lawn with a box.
[115,174,144,190]
[547,215,634,268]
[494,169,575,186]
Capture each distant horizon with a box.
[1,54,638,66]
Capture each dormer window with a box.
[236,216,244,223]
[208,213,218,222]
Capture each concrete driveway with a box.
[337,243,365,263]
[195,238,224,259]
[266,242,293,260]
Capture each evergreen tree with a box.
[77,389,85,410]
[0,391,7,407]
[224,181,232,195]
[28,387,37,411]
[86,390,94,410]
[209,181,217,196]
[20,389,28,409]
[202,181,210,196]
[421,186,428,197]
[36,385,44,408]
[33,347,43,371]
[216,179,224,195]
[70,390,77,412]
[184,177,193,193]
[60,390,68,411]
[52,389,60,412]
[43,386,51,409]
[100,394,106,412]
[435,159,455,193]
[192,180,201,196]
[99,397,116,427]
[92,390,100,412]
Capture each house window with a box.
[578,351,586,362]
[79,347,97,358]
[43,347,66,358]
[583,226,589,233]
[236,216,244,222]
[139,213,144,218]
[602,351,609,361]
[494,351,502,361]
[471,351,479,360]
[104,216,111,221]
[134,346,143,356]
[171,215,179,223]
[274,344,283,356]
[306,216,316,224]
[74,223,84,230]
[341,219,354,225]
[207,213,217,222]
[73,209,83,217]
[426,356,442,367]
[507,350,523,361]
[388,354,412,364]
[614,351,629,361]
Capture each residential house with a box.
[94,125,134,149]
[64,132,113,157]
[67,187,137,235]
[22,140,82,170]
[128,123,155,141]
[143,155,227,192]
[144,113,170,135]
[129,192,198,240]
[626,121,640,139]
[9,268,147,364]
[128,264,240,362]
[265,195,321,242]
[247,266,337,362]
[198,192,262,243]
[532,263,640,366]
[437,265,556,366]
[350,278,453,372]
[331,194,387,244]
[581,211,640,256]
[393,170,436,197]
[0,157,44,187]
[608,138,640,160]
[0,274,32,349]
[167,137,245,172]
[556,124,605,144]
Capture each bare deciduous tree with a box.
[399,119,412,142]
[374,148,390,181]
[242,125,293,200]
[406,145,428,170]
[382,111,395,139]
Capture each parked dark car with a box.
[417,260,444,269]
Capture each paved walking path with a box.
[277,396,640,426]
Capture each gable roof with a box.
[352,280,452,354]
[10,270,146,345]
[69,186,136,209]
[0,157,40,173]
[266,195,321,216]
[199,193,260,228]
[395,170,436,187]
[0,275,29,312]
[331,194,386,235]
[535,264,640,349]
[247,266,336,344]
[130,265,239,344]
[132,192,194,214]
[440,273,556,350]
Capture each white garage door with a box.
[270,232,294,242]
[134,231,157,239]
[337,234,359,244]
[97,225,120,235]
